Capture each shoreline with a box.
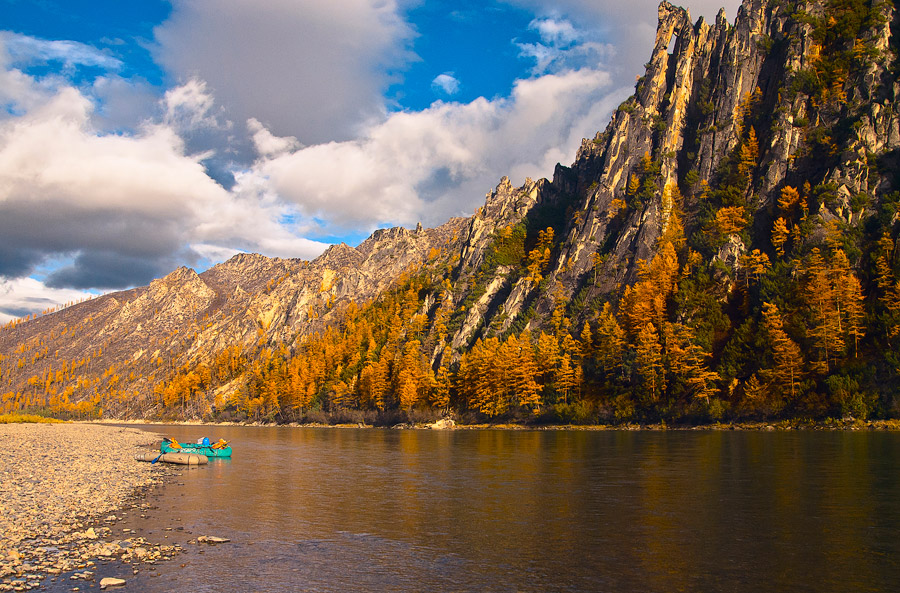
[0,423,181,591]
[94,417,900,431]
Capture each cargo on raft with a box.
[135,451,208,465]
[161,437,232,458]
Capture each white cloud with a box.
[533,18,580,46]
[0,34,161,136]
[0,65,328,290]
[248,117,301,158]
[0,277,94,323]
[0,32,122,72]
[163,78,226,133]
[153,0,416,145]
[0,43,61,116]
[0,87,224,216]
[431,73,461,96]
[89,75,161,132]
[517,17,614,76]
[504,0,742,81]
[191,168,329,259]
[253,68,629,231]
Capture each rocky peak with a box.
[219,252,271,269]
[456,176,549,276]
[317,242,363,270]
[152,265,201,288]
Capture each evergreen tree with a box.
[762,302,804,403]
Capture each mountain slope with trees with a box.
[1,0,899,424]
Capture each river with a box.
[75,426,900,592]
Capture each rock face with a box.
[449,0,898,333]
[524,0,897,319]
[0,0,897,417]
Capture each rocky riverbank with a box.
[0,423,178,591]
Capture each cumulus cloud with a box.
[0,86,222,285]
[162,78,225,133]
[431,73,461,96]
[252,68,630,231]
[248,118,301,158]
[153,0,416,145]
[46,252,174,290]
[0,33,159,136]
[89,74,161,132]
[190,168,329,259]
[0,70,328,300]
[1,43,62,115]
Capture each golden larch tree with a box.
[762,302,804,402]
[635,322,665,401]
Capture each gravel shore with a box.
[0,423,176,591]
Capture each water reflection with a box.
[75,427,900,592]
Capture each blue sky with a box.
[0,0,739,321]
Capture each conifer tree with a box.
[803,248,843,373]
[579,322,594,360]
[830,248,865,358]
[771,217,790,257]
[431,363,451,412]
[635,322,665,401]
[874,234,900,344]
[535,331,560,387]
[714,206,748,238]
[666,322,720,402]
[622,241,679,335]
[738,127,759,181]
[739,249,771,288]
[555,353,577,404]
[526,228,555,285]
[762,302,804,402]
[779,186,801,215]
[742,374,766,403]
[510,333,541,410]
[594,303,625,376]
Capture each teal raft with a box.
[161,437,232,458]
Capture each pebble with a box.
[99,577,126,589]
[196,536,230,544]
[0,423,181,589]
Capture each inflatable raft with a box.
[135,451,208,465]
[161,437,232,458]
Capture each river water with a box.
[83,427,900,592]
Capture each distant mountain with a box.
[2,0,899,424]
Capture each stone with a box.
[99,577,126,589]
[196,536,230,544]
[428,418,456,430]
